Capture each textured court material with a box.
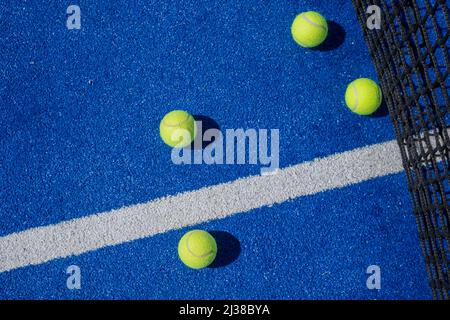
[353,0,450,299]
[0,141,403,273]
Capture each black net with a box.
[352,0,450,299]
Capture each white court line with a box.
[0,140,403,273]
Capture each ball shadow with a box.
[191,115,221,150]
[369,101,390,118]
[312,21,346,52]
[208,231,241,268]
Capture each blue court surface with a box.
[0,0,432,299]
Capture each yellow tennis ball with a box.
[178,230,217,269]
[291,11,328,48]
[345,78,383,115]
[159,110,197,148]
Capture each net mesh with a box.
[352,0,450,299]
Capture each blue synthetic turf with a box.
[0,0,432,299]
[0,0,394,234]
[0,173,431,299]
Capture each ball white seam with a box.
[351,83,359,112]
[301,14,327,31]
[185,232,214,259]
[162,113,191,128]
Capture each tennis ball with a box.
[178,230,217,269]
[345,78,383,115]
[159,110,196,148]
[291,11,328,48]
